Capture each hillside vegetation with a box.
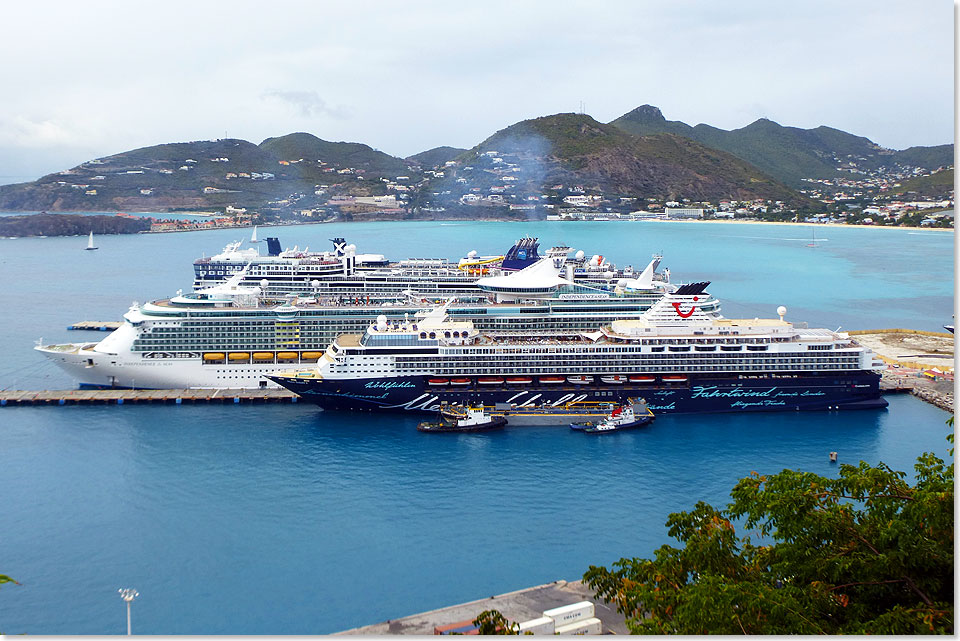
[610,105,953,188]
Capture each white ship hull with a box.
[38,343,289,389]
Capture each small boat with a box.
[477,376,504,385]
[85,231,98,251]
[427,378,449,386]
[417,406,508,433]
[567,375,594,385]
[505,376,533,384]
[600,375,626,384]
[538,376,566,385]
[662,375,688,382]
[579,398,655,434]
[449,378,471,386]
[628,375,656,383]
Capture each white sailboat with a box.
[85,230,98,251]
[250,225,259,243]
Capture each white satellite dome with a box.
[260,279,269,289]
[575,250,585,260]
[467,250,478,258]
[376,314,388,331]
[777,305,787,320]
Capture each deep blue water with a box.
[0,221,954,634]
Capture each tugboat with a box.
[417,405,508,433]
[571,398,654,434]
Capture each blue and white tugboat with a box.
[417,405,507,433]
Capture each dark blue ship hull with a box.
[269,372,888,415]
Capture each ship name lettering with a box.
[691,385,775,399]
[364,380,417,390]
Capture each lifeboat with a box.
[539,376,565,384]
[449,378,472,386]
[477,376,504,385]
[228,352,250,361]
[300,351,324,360]
[567,375,595,385]
[428,378,449,386]
[628,375,656,383]
[506,376,533,384]
[600,375,626,384]
[277,352,298,360]
[203,352,225,361]
[663,375,688,382]
[253,352,274,361]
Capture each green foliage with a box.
[407,146,467,169]
[473,609,519,634]
[890,168,954,199]
[584,441,954,634]
[611,107,953,188]
[0,213,151,237]
[0,574,19,588]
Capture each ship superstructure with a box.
[192,236,662,299]
[36,253,687,390]
[269,284,888,415]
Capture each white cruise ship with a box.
[192,235,654,299]
[36,253,690,389]
[270,285,888,415]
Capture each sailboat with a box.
[250,225,259,243]
[85,230,98,251]
[806,227,818,248]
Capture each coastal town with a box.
[51,143,950,234]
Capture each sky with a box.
[0,0,953,184]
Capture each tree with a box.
[473,610,519,635]
[584,437,953,634]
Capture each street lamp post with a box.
[118,588,139,635]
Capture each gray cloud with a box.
[260,91,351,120]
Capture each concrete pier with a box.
[0,388,297,406]
[335,579,628,635]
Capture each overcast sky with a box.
[0,0,952,184]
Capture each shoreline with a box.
[0,210,953,234]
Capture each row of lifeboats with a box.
[202,351,325,362]
[427,374,689,386]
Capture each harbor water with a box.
[0,220,954,634]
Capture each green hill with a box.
[407,146,466,168]
[259,132,412,178]
[468,112,805,204]
[890,168,954,198]
[610,105,952,188]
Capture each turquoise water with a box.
[0,221,954,634]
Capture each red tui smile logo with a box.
[672,296,699,318]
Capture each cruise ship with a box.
[193,235,645,299]
[268,285,888,415]
[36,251,689,389]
